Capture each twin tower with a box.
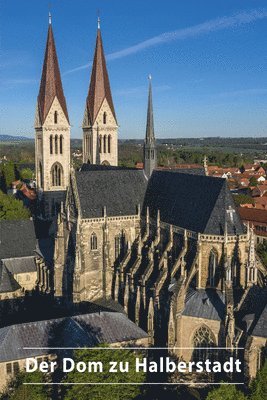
[35,16,156,197]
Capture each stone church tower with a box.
[144,75,157,178]
[82,19,118,166]
[35,15,70,198]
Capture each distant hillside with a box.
[0,135,33,142]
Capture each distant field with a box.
[0,136,266,167]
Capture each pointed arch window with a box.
[192,325,215,362]
[54,111,58,124]
[60,135,63,154]
[55,135,58,154]
[115,232,126,261]
[103,135,107,153]
[51,163,63,187]
[99,135,102,153]
[50,135,53,154]
[91,233,97,251]
[208,249,218,286]
[108,135,111,154]
[103,112,107,124]
[115,235,120,260]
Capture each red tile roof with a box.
[86,28,116,124]
[238,207,267,224]
[38,25,69,124]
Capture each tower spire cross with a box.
[97,10,100,29]
[226,206,235,223]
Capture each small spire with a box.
[49,12,52,25]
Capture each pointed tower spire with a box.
[144,75,157,178]
[146,75,155,142]
[37,19,69,125]
[82,19,118,165]
[86,22,116,125]
[35,16,71,203]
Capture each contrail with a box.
[64,8,267,75]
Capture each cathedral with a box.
[33,15,266,381]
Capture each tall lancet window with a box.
[91,233,97,251]
[54,111,58,124]
[55,135,58,154]
[108,135,111,153]
[208,249,218,286]
[50,135,53,154]
[103,112,107,124]
[99,135,102,153]
[60,135,63,154]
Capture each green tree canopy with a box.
[19,168,33,180]
[250,359,267,400]
[206,384,246,400]
[257,243,267,268]
[0,191,30,220]
[234,194,255,206]
[0,162,17,192]
[249,177,258,187]
[63,346,146,400]
[0,371,49,400]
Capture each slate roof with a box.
[37,24,69,124]
[145,78,155,142]
[251,304,267,338]
[143,170,245,235]
[2,256,36,275]
[86,27,116,124]
[182,288,225,321]
[0,312,148,362]
[0,220,37,260]
[75,166,147,219]
[237,286,267,336]
[0,263,21,293]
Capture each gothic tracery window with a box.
[193,325,215,362]
[114,232,126,261]
[51,163,63,187]
[91,233,97,251]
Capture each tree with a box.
[63,346,146,400]
[249,177,258,187]
[19,168,33,180]
[0,371,49,400]
[0,191,30,220]
[234,195,255,206]
[0,162,17,192]
[257,243,267,268]
[206,384,246,400]
[250,359,267,400]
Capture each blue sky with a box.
[1,0,267,139]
